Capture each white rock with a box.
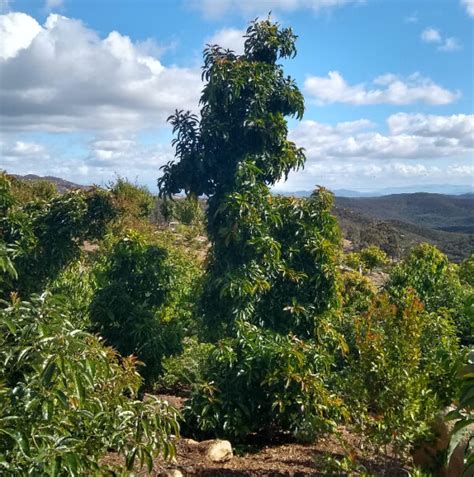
[204,439,233,462]
[160,470,183,477]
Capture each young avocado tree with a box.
[159,19,340,340]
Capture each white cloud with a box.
[0,139,49,164]
[191,0,362,19]
[420,27,462,52]
[0,12,42,59]
[207,27,245,54]
[421,27,441,43]
[274,158,473,191]
[0,133,175,188]
[461,0,474,17]
[290,113,474,160]
[304,71,459,105]
[0,12,202,133]
[388,113,474,146]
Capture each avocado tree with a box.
[0,173,116,298]
[159,19,340,339]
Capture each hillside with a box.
[333,204,473,262]
[335,193,474,233]
[11,174,87,193]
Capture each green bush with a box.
[157,337,214,395]
[345,246,389,273]
[0,185,116,298]
[386,243,472,342]
[458,253,474,286]
[47,260,97,329]
[8,175,59,205]
[158,20,343,341]
[446,349,474,475]
[0,293,179,475]
[200,186,341,340]
[110,177,154,220]
[184,321,344,442]
[341,270,376,315]
[174,196,205,226]
[359,245,389,271]
[90,232,184,385]
[346,292,460,452]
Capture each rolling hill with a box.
[335,193,474,233]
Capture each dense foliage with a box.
[387,243,472,342]
[0,293,179,475]
[0,174,181,474]
[345,292,460,451]
[159,19,340,341]
[0,173,116,298]
[184,321,344,442]
[90,232,183,384]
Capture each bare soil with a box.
[108,396,409,476]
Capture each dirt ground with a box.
[147,434,408,477]
[108,396,409,476]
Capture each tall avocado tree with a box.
[159,19,340,340]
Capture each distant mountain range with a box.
[335,193,474,233]
[11,174,88,193]
[286,184,473,198]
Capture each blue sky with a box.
[0,0,473,192]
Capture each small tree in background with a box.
[386,243,472,342]
[0,173,116,298]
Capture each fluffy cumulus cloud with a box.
[461,0,474,17]
[420,27,462,52]
[277,112,474,190]
[290,113,474,160]
[1,132,175,187]
[0,12,42,59]
[191,0,362,18]
[388,113,474,146]
[0,12,202,133]
[304,71,459,105]
[1,139,49,162]
[207,27,245,54]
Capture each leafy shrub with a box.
[458,253,474,286]
[359,245,389,271]
[340,270,376,315]
[0,293,179,475]
[346,292,460,452]
[110,177,154,220]
[174,196,205,226]
[345,252,362,272]
[0,185,116,297]
[8,175,58,205]
[446,349,474,475]
[386,243,471,342]
[157,337,214,395]
[158,20,343,341]
[158,198,175,224]
[200,186,341,340]
[184,321,344,442]
[345,246,389,273]
[47,260,97,329]
[90,232,184,385]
